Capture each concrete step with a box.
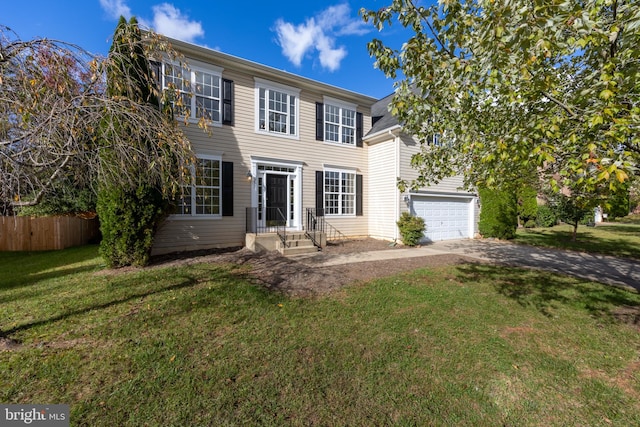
[281,244,320,256]
[284,232,308,241]
[283,239,315,248]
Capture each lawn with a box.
[515,219,640,259]
[1,245,639,426]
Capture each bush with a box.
[517,185,538,227]
[97,184,168,267]
[606,187,630,219]
[536,204,557,227]
[397,212,425,246]
[579,210,595,225]
[478,187,517,239]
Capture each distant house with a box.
[150,38,478,256]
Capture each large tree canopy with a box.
[362,0,639,202]
[0,24,194,214]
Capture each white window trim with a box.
[170,154,223,220]
[250,159,303,230]
[323,96,358,147]
[323,167,357,217]
[162,61,224,127]
[254,78,300,140]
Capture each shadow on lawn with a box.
[0,245,101,292]
[597,224,640,235]
[3,265,257,339]
[517,227,640,260]
[455,263,640,319]
[3,274,196,337]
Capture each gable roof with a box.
[367,92,400,137]
[159,36,378,108]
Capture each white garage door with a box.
[411,196,472,242]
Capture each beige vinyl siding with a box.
[397,134,479,236]
[368,139,399,241]
[152,59,372,254]
[399,134,469,201]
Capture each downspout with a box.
[391,129,400,241]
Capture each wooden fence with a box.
[0,216,100,251]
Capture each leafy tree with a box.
[17,183,96,217]
[551,194,592,241]
[604,183,630,218]
[97,17,173,267]
[361,0,639,201]
[0,24,194,213]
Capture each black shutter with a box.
[356,112,363,147]
[315,171,324,216]
[222,162,233,216]
[315,102,324,141]
[356,174,363,216]
[222,79,234,125]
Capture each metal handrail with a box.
[273,208,288,248]
[305,208,324,248]
[305,208,346,249]
[245,207,288,247]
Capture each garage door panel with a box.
[410,196,471,242]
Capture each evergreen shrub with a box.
[97,184,167,267]
[397,212,425,246]
[478,187,517,239]
[535,204,557,227]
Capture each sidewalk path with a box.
[298,239,640,291]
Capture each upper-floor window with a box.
[325,103,356,145]
[316,97,363,147]
[255,78,299,138]
[158,62,233,125]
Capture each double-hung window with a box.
[325,102,356,145]
[315,98,362,146]
[176,156,221,216]
[324,169,356,216]
[255,78,299,138]
[161,63,227,124]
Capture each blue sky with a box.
[3,1,424,99]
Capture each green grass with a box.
[516,220,640,259]
[2,246,640,426]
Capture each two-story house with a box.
[151,38,478,256]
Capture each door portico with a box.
[250,157,303,230]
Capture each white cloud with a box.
[316,33,347,72]
[148,3,204,43]
[99,1,204,43]
[274,3,369,72]
[318,4,369,36]
[99,0,132,20]
[273,19,318,67]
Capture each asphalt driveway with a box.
[302,239,640,291]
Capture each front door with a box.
[266,174,287,223]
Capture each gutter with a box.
[363,124,402,143]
